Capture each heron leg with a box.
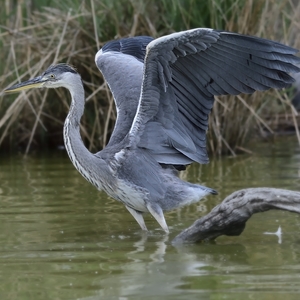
[146,203,169,233]
[125,206,148,231]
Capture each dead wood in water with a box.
[172,188,300,244]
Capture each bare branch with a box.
[172,188,300,244]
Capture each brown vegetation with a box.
[0,0,299,155]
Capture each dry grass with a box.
[0,0,300,155]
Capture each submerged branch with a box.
[172,188,300,244]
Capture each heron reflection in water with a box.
[5,28,300,232]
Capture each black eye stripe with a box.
[45,64,77,75]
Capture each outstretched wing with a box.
[128,28,300,165]
[95,36,153,146]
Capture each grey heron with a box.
[5,28,300,233]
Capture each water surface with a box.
[0,137,300,299]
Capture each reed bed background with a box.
[0,0,299,155]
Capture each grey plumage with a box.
[6,28,300,233]
[292,69,300,109]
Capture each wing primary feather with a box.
[218,38,300,63]
[172,68,213,99]
[194,49,278,92]
[174,83,213,118]
[218,31,296,52]
[179,54,243,95]
[171,68,215,108]
[208,43,298,83]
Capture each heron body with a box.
[5,28,300,233]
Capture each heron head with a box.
[5,63,79,93]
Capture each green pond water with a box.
[0,136,300,300]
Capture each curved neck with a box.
[63,76,106,190]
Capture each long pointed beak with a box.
[5,76,46,93]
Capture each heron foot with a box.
[126,205,148,231]
[146,203,169,233]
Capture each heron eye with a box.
[50,74,55,79]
